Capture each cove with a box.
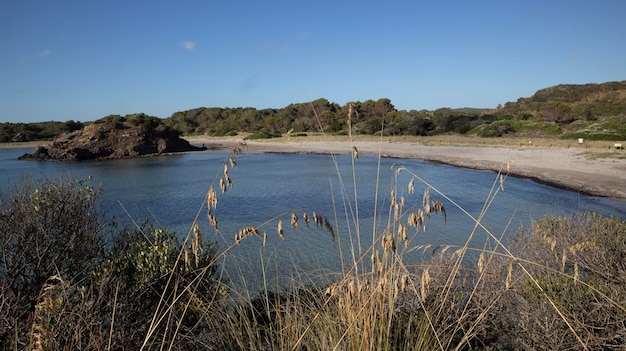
[2,148,625,291]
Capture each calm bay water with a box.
[2,147,625,291]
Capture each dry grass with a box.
[580,150,626,160]
[147,103,515,350]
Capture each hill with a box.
[483,80,626,140]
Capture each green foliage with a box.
[496,81,626,124]
[90,223,224,349]
[469,119,562,137]
[0,176,224,349]
[244,129,282,140]
[95,113,164,132]
[475,123,501,137]
[0,121,85,142]
[3,80,626,143]
[560,115,626,140]
[289,132,308,137]
[95,114,125,125]
[540,100,573,122]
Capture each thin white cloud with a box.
[258,42,272,52]
[257,42,289,52]
[298,32,309,41]
[40,49,51,57]
[180,41,196,52]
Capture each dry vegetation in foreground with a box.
[2,106,626,350]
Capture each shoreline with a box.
[186,136,626,201]
[5,137,625,201]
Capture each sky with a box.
[1,0,625,123]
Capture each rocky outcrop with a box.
[19,121,206,161]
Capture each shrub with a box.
[0,176,104,347]
[0,176,226,350]
[477,124,501,137]
[501,213,626,350]
[90,223,226,350]
[243,130,282,140]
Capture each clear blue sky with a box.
[2,0,625,123]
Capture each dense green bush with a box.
[90,223,225,349]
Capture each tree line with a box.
[0,120,84,142]
[164,98,455,138]
[3,80,626,142]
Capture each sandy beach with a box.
[185,136,626,200]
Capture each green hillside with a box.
[487,80,626,140]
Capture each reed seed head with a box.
[207,186,217,209]
[398,223,408,247]
[393,199,400,219]
[382,233,396,254]
[478,252,485,274]
[278,220,284,240]
[420,268,430,301]
[324,217,335,241]
[207,209,218,231]
[219,178,227,193]
[234,226,259,244]
[422,188,430,209]
[431,200,446,223]
[313,211,321,227]
[29,275,68,351]
[183,245,190,270]
[505,261,513,289]
[400,273,410,293]
[192,223,203,266]
[291,212,298,228]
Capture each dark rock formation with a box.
[19,122,206,161]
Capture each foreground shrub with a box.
[92,223,227,350]
[502,213,626,350]
[0,176,225,350]
[0,176,103,348]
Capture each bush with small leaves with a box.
[0,176,104,348]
